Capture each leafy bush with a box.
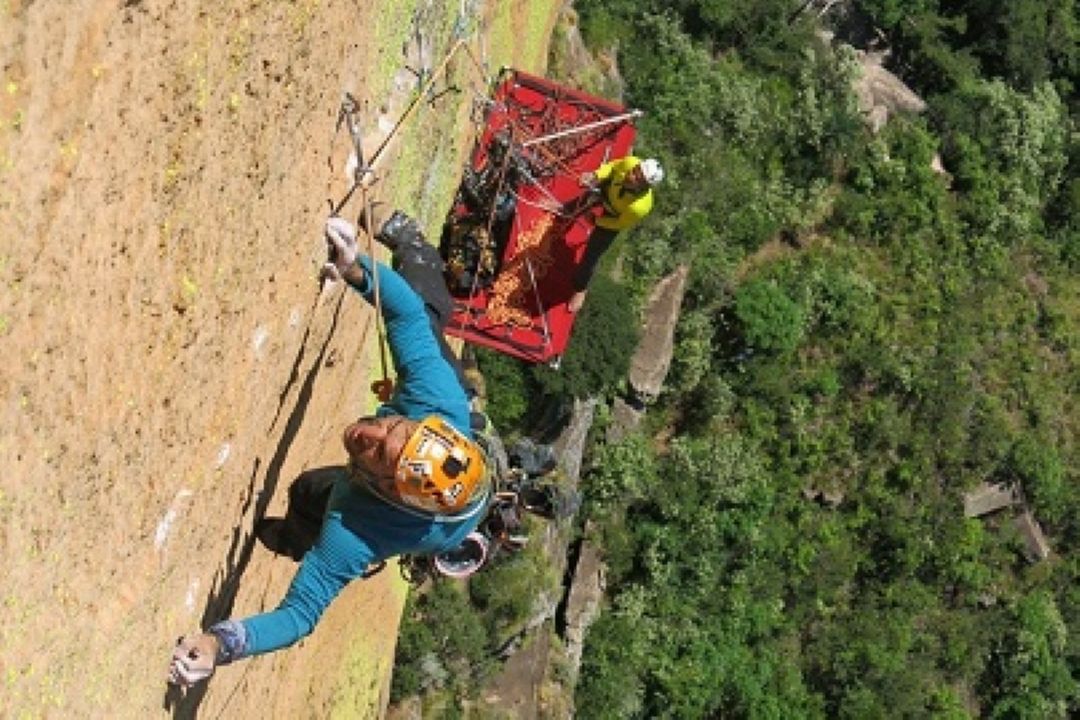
[473,347,534,432]
[935,80,1070,245]
[582,433,657,515]
[733,278,807,354]
[391,582,493,702]
[531,274,638,399]
[1011,435,1067,525]
[668,307,714,394]
[468,526,561,635]
[984,591,1080,718]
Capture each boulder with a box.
[853,50,927,133]
[628,265,690,402]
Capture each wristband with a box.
[208,620,249,665]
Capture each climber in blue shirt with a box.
[167,212,490,686]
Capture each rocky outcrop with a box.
[803,484,845,508]
[548,6,626,102]
[475,397,598,716]
[963,482,1021,518]
[553,397,599,484]
[607,395,645,442]
[1014,510,1052,561]
[604,265,690,440]
[962,481,1052,563]
[853,50,928,133]
[563,521,606,685]
[628,265,690,402]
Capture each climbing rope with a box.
[330,93,393,400]
[326,31,483,400]
[361,182,394,401]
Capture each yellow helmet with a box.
[393,416,489,514]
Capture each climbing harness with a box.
[395,443,576,586]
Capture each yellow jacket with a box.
[593,156,654,231]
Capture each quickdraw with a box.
[330,93,393,400]
[326,33,483,400]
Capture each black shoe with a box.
[378,210,425,252]
[256,518,305,561]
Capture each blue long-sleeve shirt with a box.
[218,258,480,660]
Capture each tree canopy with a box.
[395,0,1080,715]
[565,0,1080,716]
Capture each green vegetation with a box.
[390,526,560,708]
[557,0,1080,716]
[394,0,1080,716]
[562,0,1079,717]
[475,272,640,434]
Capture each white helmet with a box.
[640,157,664,185]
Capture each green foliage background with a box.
[393,0,1080,716]
[563,0,1080,717]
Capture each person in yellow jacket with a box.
[569,155,663,313]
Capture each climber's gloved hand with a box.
[321,216,361,283]
[578,171,597,188]
[167,633,220,687]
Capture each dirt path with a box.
[0,0,558,717]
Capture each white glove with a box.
[167,633,218,687]
[322,216,359,282]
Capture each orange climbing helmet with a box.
[391,415,489,514]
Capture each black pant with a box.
[277,466,339,555]
[573,225,619,292]
[381,212,473,395]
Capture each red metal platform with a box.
[441,68,638,364]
